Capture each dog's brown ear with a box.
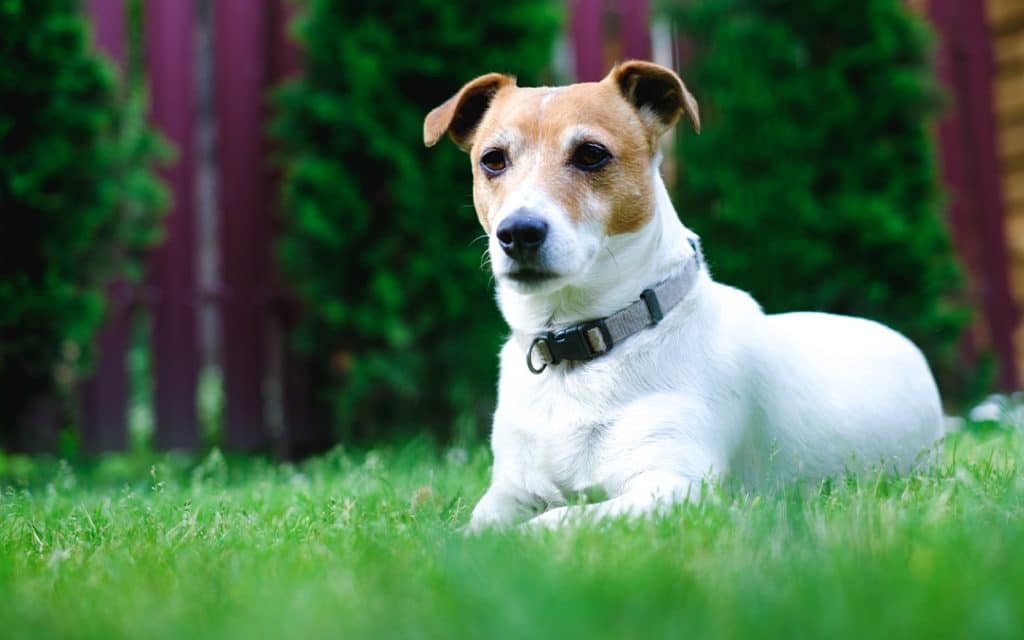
[423,73,515,151]
[608,61,700,137]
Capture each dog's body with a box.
[424,62,944,529]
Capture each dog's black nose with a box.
[496,215,548,260]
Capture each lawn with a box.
[1,429,1022,639]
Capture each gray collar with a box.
[525,238,704,374]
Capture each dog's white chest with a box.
[496,356,654,501]
[536,400,610,495]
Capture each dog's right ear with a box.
[423,73,514,151]
[608,61,700,139]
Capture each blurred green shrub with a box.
[273,1,562,441]
[0,0,166,446]
[661,0,970,394]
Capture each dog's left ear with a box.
[608,61,700,138]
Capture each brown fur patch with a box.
[468,80,659,236]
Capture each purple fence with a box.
[146,0,202,449]
[78,0,315,455]
[215,0,274,452]
[80,0,130,453]
[572,0,651,81]
[75,1,660,457]
[72,0,1016,456]
[929,0,1018,390]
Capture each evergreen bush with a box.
[0,0,166,446]
[660,0,969,393]
[273,1,562,441]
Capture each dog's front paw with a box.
[465,500,520,534]
[522,506,573,531]
[464,514,499,536]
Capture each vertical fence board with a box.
[146,0,201,449]
[931,0,1018,390]
[932,0,981,368]
[573,1,652,83]
[214,0,273,451]
[966,0,1019,390]
[79,286,132,453]
[80,0,130,454]
[621,0,651,62]
[87,0,125,62]
[572,0,605,81]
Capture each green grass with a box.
[1,431,1022,639]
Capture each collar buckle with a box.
[527,319,613,374]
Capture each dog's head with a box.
[424,61,698,295]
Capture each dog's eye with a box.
[480,149,508,176]
[571,143,612,171]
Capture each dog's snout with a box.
[496,214,548,260]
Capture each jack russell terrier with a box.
[423,61,944,530]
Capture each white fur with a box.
[469,161,944,531]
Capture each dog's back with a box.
[733,310,944,487]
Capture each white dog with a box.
[423,61,944,529]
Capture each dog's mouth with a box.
[504,267,558,284]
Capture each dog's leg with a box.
[467,482,542,532]
[525,471,700,530]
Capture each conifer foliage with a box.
[274,1,562,440]
[0,0,166,445]
[663,0,968,390]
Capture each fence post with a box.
[929,0,1018,390]
[146,0,201,449]
[80,0,131,454]
[621,0,651,62]
[572,0,605,82]
[572,0,652,83]
[214,0,274,452]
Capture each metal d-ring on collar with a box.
[526,337,550,374]
[527,318,614,374]
[525,238,703,374]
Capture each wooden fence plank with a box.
[995,29,1024,69]
[1006,213,1024,259]
[621,0,651,62]
[1009,202,1024,223]
[573,1,653,81]
[214,0,273,451]
[1012,261,1024,301]
[87,0,125,62]
[78,284,132,453]
[989,0,1024,30]
[1000,120,1024,164]
[1005,166,1024,205]
[80,0,130,453]
[995,74,1024,121]
[146,0,200,449]
[572,0,605,82]
[931,0,1019,390]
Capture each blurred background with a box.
[1,0,1021,457]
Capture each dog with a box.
[423,61,944,529]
